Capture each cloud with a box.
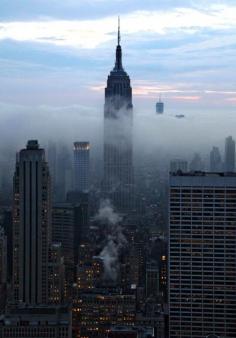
[0,5,236,49]
[226,97,236,103]
[172,95,201,101]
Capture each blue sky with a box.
[0,0,236,154]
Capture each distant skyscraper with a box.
[47,141,57,199]
[156,96,164,114]
[210,146,222,172]
[189,153,204,171]
[13,140,51,305]
[224,136,235,172]
[56,145,72,202]
[103,19,134,212]
[169,172,236,338]
[73,142,90,193]
[170,159,188,173]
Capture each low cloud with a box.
[0,5,236,49]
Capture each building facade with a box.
[12,140,51,305]
[103,21,134,212]
[73,142,90,193]
[169,172,236,338]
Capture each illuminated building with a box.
[73,142,90,193]
[103,19,134,212]
[159,254,167,301]
[77,257,102,291]
[169,172,236,338]
[73,291,136,337]
[48,242,65,304]
[12,140,51,305]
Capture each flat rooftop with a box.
[170,171,236,177]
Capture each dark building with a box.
[0,305,72,337]
[12,140,51,305]
[47,141,57,200]
[156,97,164,114]
[52,204,74,298]
[55,145,72,202]
[1,208,13,282]
[224,136,235,172]
[0,226,7,313]
[103,19,134,213]
[169,172,236,338]
[170,159,188,173]
[66,191,89,253]
[73,141,90,193]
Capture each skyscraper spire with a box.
[118,16,121,46]
[114,16,123,71]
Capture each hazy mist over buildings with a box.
[0,0,236,166]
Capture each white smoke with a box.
[95,199,121,225]
[95,199,127,281]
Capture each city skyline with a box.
[0,3,236,336]
[0,1,236,157]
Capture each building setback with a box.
[169,172,236,338]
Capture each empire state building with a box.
[103,20,134,212]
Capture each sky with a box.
[0,0,236,156]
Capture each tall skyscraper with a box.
[169,172,236,338]
[224,136,235,172]
[73,142,90,193]
[103,19,134,212]
[210,146,222,172]
[13,140,51,305]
